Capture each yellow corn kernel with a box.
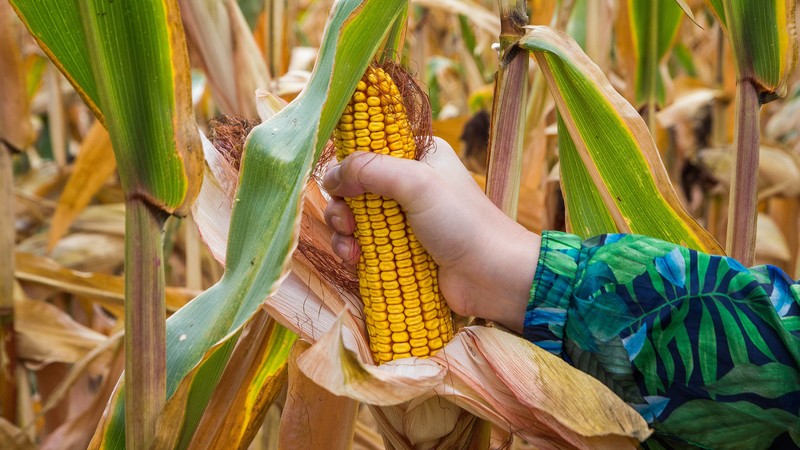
[334,66,454,365]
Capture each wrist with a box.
[483,225,540,333]
[454,219,540,334]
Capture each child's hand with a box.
[322,138,540,333]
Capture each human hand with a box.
[322,138,540,333]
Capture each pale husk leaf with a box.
[278,340,359,450]
[296,317,446,406]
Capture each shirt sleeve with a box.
[524,231,800,450]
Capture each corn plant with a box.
[9,1,203,447]
[704,0,798,265]
[1,0,798,448]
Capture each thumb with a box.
[322,151,433,206]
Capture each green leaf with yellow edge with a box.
[186,311,295,449]
[627,0,683,107]
[9,0,102,122]
[90,1,407,447]
[704,0,798,102]
[12,0,202,214]
[519,27,722,253]
[76,0,202,213]
[556,115,617,237]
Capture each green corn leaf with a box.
[90,1,406,447]
[11,0,202,214]
[705,0,798,102]
[627,0,683,107]
[566,0,588,49]
[380,6,408,64]
[77,0,202,213]
[519,27,723,253]
[556,116,617,237]
[9,1,101,122]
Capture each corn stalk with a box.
[0,0,34,425]
[485,0,529,217]
[10,1,203,447]
[88,2,409,447]
[0,144,15,425]
[704,0,798,265]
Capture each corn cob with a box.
[333,66,454,365]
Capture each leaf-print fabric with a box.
[524,231,800,449]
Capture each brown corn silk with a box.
[333,65,454,364]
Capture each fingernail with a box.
[323,165,341,191]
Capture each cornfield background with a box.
[0,0,798,448]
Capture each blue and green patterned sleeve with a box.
[524,231,800,449]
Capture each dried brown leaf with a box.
[15,299,107,365]
[431,327,650,448]
[0,1,34,151]
[47,122,116,251]
[0,418,35,450]
[179,0,269,117]
[40,344,124,450]
[278,340,359,450]
[14,252,197,313]
[189,308,292,448]
[297,318,446,406]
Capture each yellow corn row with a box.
[333,66,454,364]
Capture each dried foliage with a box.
[1,0,798,449]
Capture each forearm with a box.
[522,231,800,448]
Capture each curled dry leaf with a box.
[410,0,500,37]
[656,87,720,129]
[296,318,445,406]
[755,213,792,265]
[697,145,800,198]
[14,252,197,313]
[433,327,650,447]
[15,298,108,365]
[0,418,36,450]
[765,92,800,144]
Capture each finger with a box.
[331,232,360,266]
[324,196,356,235]
[423,137,484,193]
[322,151,433,204]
